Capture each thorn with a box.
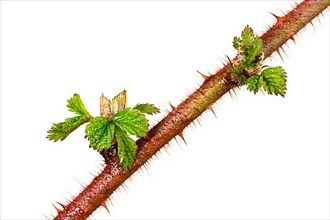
[121,182,129,193]
[233,88,238,95]
[169,102,176,111]
[147,136,153,142]
[74,177,87,188]
[279,9,286,17]
[57,202,66,210]
[230,88,238,98]
[208,104,217,118]
[310,20,315,30]
[163,144,172,156]
[316,14,322,24]
[280,45,288,58]
[196,70,208,80]
[225,55,232,66]
[268,55,273,62]
[153,150,160,159]
[228,90,234,99]
[144,160,152,171]
[221,59,226,66]
[108,196,114,207]
[196,117,202,126]
[276,48,283,61]
[270,12,285,27]
[288,32,295,43]
[178,132,187,145]
[173,136,180,147]
[41,213,50,220]
[52,203,61,214]
[142,162,151,174]
[101,199,110,213]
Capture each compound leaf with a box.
[233,25,263,72]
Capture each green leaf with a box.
[133,103,160,115]
[111,90,127,114]
[241,25,254,44]
[241,38,262,70]
[232,26,288,96]
[246,75,262,94]
[47,114,91,141]
[230,65,247,85]
[67,94,90,116]
[115,127,137,172]
[85,117,115,151]
[233,36,242,49]
[261,66,287,97]
[233,25,263,72]
[112,108,148,137]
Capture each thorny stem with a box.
[54,1,330,219]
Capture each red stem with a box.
[54,1,330,219]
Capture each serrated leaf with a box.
[241,25,254,43]
[261,66,287,97]
[115,127,137,172]
[233,36,242,49]
[241,38,263,71]
[100,93,113,119]
[246,75,262,94]
[85,117,115,151]
[112,108,148,137]
[47,115,91,141]
[67,94,90,116]
[234,25,263,72]
[111,90,127,114]
[133,103,160,115]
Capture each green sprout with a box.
[231,25,287,97]
[47,91,160,171]
[47,26,286,172]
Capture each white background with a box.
[1,1,329,219]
